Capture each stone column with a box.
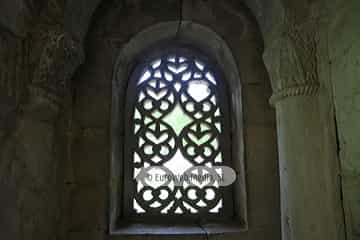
[14,28,83,240]
[266,22,345,240]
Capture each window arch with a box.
[110,22,247,234]
[123,46,233,221]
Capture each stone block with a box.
[246,169,280,228]
[248,225,281,240]
[0,0,32,36]
[242,84,276,125]
[244,124,278,174]
[71,128,108,184]
[0,183,20,239]
[243,124,280,228]
[73,84,111,128]
[75,41,113,88]
[65,0,102,41]
[232,46,269,85]
[343,174,360,237]
[68,230,104,240]
[67,185,106,230]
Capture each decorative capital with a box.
[264,18,320,106]
[29,28,84,110]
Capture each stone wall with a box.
[0,1,99,240]
[328,1,360,238]
[4,0,360,239]
[0,24,29,240]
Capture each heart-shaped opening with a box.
[147,88,168,100]
[168,63,188,74]
[189,132,211,145]
[146,132,169,144]
[188,80,210,102]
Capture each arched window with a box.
[110,22,247,234]
[122,46,233,222]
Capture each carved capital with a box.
[264,18,320,106]
[29,28,84,110]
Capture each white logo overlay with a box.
[135,165,237,187]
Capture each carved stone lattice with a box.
[124,48,231,220]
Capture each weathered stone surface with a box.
[16,117,57,187]
[0,0,34,36]
[72,84,111,128]
[68,230,104,240]
[65,0,103,41]
[0,183,20,239]
[328,1,360,238]
[76,40,113,87]
[248,225,282,240]
[0,28,28,120]
[71,128,108,184]
[29,27,84,111]
[0,3,101,240]
[343,174,360,237]
[244,124,280,227]
[67,185,106,230]
[276,97,345,240]
[245,124,278,174]
[20,188,60,239]
[234,47,269,85]
[245,0,360,239]
[242,84,275,125]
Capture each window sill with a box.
[110,222,246,236]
